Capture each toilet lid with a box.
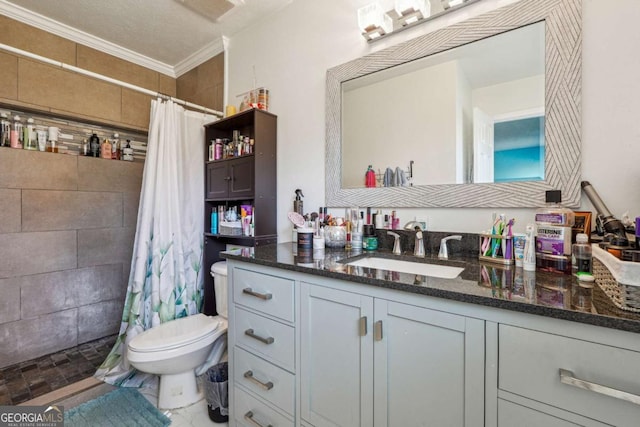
[129,314,222,353]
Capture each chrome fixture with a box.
[388,231,402,255]
[438,235,462,259]
[404,221,425,258]
[357,0,478,42]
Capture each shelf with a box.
[206,153,254,164]
[205,108,276,130]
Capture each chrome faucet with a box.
[438,235,462,259]
[387,231,401,255]
[404,221,425,258]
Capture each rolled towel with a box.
[383,167,394,187]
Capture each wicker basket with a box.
[592,245,640,312]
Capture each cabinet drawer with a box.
[499,325,640,426]
[234,347,295,416]
[235,386,293,427]
[234,307,295,371]
[234,267,294,322]
[498,399,581,427]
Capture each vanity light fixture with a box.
[394,0,430,27]
[359,0,478,42]
[358,2,393,41]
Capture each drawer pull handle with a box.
[244,410,273,427]
[559,369,640,406]
[244,370,274,390]
[245,328,275,344]
[243,287,273,300]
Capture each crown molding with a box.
[174,37,226,77]
[0,0,177,77]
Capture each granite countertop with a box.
[221,243,640,333]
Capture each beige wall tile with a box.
[0,277,20,324]
[78,156,143,192]
[159,74,177,97]
[123,191,141,228]
[0,189,21,233]
[121,89,151,129]
[0,149,77,190]
[0,52,18,101]
[22,190,122,231]
[20,264,123,318]
[0,16,76,64]
[77,46,158,92]
[177,53,224,112]
[77,227,135,268]
[0,231,77,279]
[78,300,122,343]
[0,309,77,369]
[19,59,121,123]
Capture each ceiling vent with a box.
[173,0,239,22]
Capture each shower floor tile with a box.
[0,334,117,406]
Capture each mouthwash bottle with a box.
[535,190,575,274]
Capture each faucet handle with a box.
[387,231,401,255]
[438,235,462,259]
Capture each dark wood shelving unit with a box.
[203,109,277,315]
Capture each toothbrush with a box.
[503,219,514,260]
[491,217,504,257]
[485,216,501,256]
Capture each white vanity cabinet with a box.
[495,324,640,427]
[226,258,640,427]
[299,283,485,427]
[228,265,297,427]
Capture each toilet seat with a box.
[129,314,226,353]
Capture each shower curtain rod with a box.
[0,43,223,118]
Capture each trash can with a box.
[204,362,228,423]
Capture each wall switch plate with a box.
[415,216,428,230]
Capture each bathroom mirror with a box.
[326,0,581,208]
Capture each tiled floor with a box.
[0,334,117,405]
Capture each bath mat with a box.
[65,387,170,427]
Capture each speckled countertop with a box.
[221,243,640,334]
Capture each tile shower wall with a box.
[0,112,147,369]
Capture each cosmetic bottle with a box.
[572,233,592,274]
[211,208,218,234]
[112,133,121,160]
[0,113,9,147]
[24,118,37,150]
[89,133,100,157]
[535,190,574,274]
[123,140,134,161]
[293,189,304,215]
[101,138,112,159]
[10,115,22,148]
[523,224,536,271]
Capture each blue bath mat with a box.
[65,387,171,427]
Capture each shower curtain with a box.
[95,99,215,387]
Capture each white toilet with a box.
[127,261,229,409]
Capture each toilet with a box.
[127,261,229,409]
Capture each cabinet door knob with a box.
[559,368,640,406]
[244,410,273,427]
[245,328,275,345]
[224,176,231,181]
[242,287,273,300]
[244,370,274,390]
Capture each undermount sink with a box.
[345,257,464,279]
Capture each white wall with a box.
[227,0,640,239]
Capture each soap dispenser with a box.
[293,189,304,215]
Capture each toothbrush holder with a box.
[479,233,514,265]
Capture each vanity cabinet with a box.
[300,283,485,427]
[496,325,640,427]
[228,265,297,427]
[203,109,277,316]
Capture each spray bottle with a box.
[293,189,304,216]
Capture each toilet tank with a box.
[210,261,228,318]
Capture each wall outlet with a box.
[415,216,428,230]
